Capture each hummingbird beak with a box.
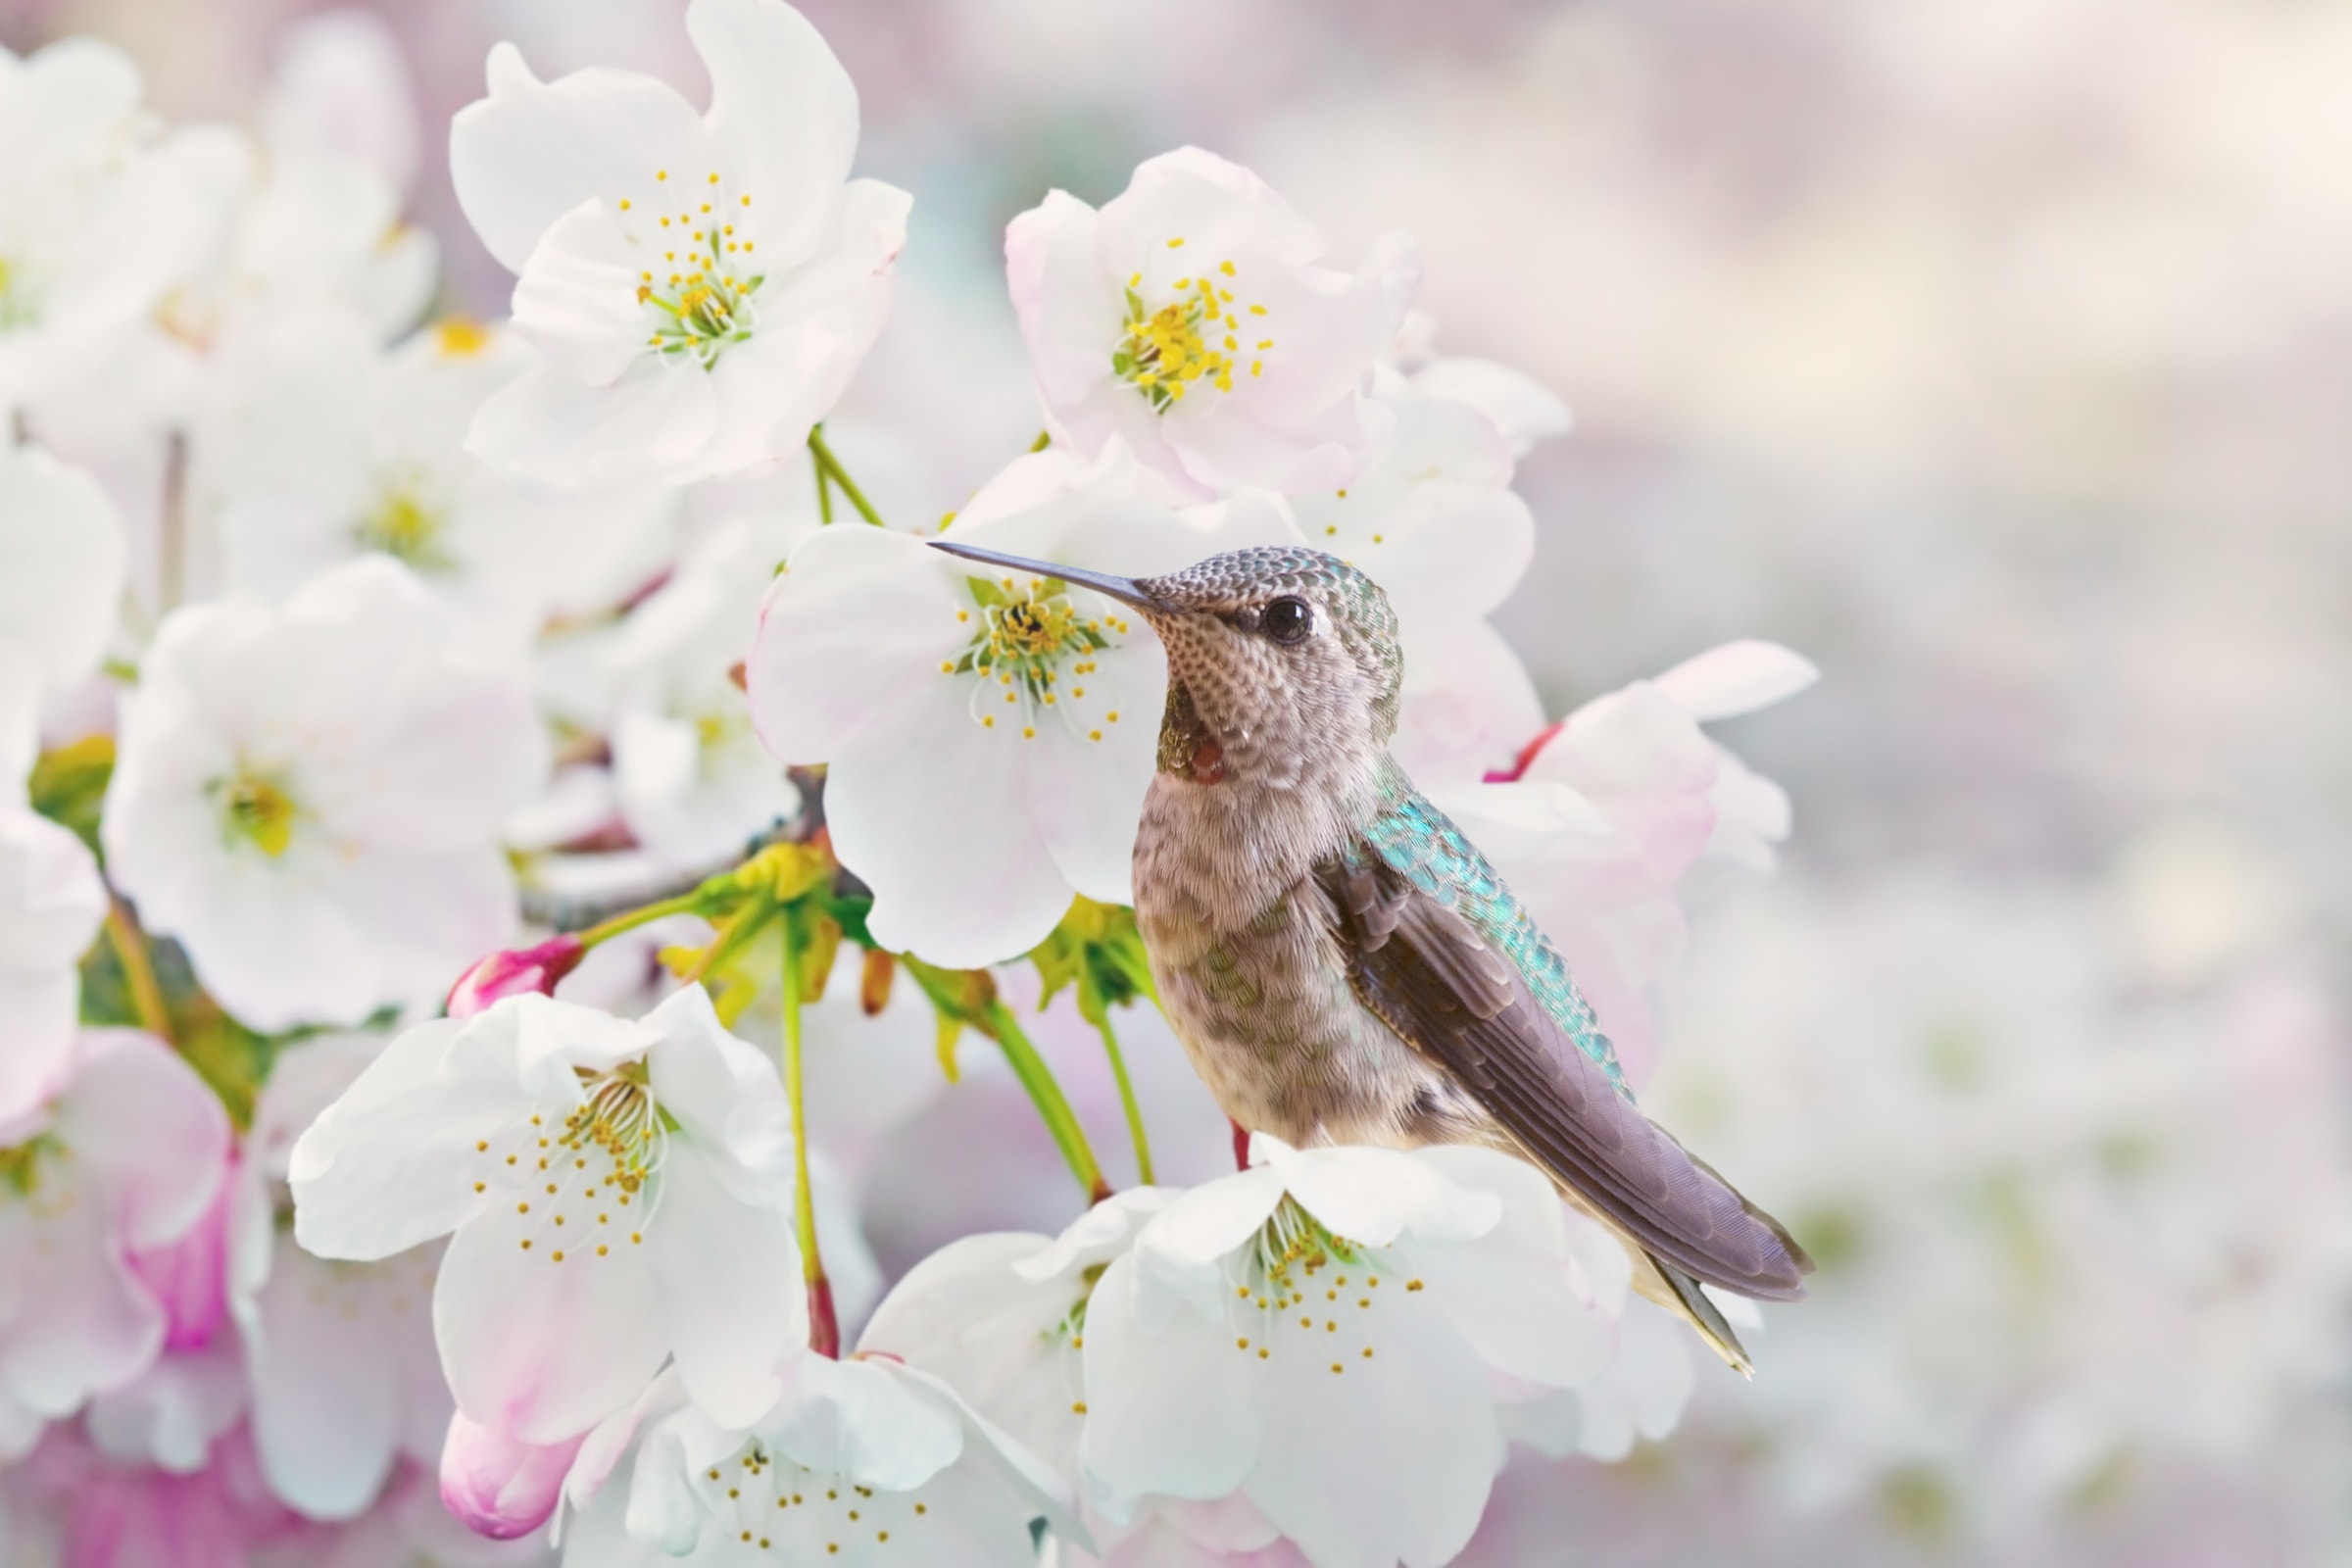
[926,539,1166,612]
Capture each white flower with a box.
[1441,639,1815,1085]
[1407,356,1570,461]
[0,38,243,412]
[288,986,807,1446]
[230,1035,451,1522]
[0,1029,233,1451]
[606,518,801,868]
[102,557,548,1031]
[1006,147,1418,497]
[1511,639,1818,885]
[747,440,1290,966]
[451,0,911,490]
[0,808,105,1125]
[1077,1139,1620,1568]
[568,1354,1080,1566]
[0,442,126,706]
[199,314,674,633]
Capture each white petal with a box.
[650,1142,804,1429]
[1268,1144,1500,1250]
[290,1018,529,1261]
[1649,640,1819,722]
[1406,1147,1617,1388]
[246,1245,402,1520]
[1249,1286,1499,1568]
[0,446,126,696]
[452,44,712,276]
[763,1353,962,1491]
[511,200,649,389]
[467,354,720,492]
[1079,1251,1266,1517]
[433,1202,670,1445]
[688,0,860,272]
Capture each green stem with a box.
[105,900,174,1050]
[1094,1007,1154,1185]
[576,888,713,949]
[781,913,838,1355]
[813,445,835,524]
[807,426,884,527]
[985,1000,1111,1204]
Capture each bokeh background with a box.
[6,0,2345,1561]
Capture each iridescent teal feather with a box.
[1358,760,1631,1095]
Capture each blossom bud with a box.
[444,936,586,1018]
[438,1411,585,1540]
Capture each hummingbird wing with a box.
[1325,786,1811,1302]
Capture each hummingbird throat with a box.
[1155,681,1226,784]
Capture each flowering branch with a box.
[807,425,884,527]
[1032,898,1158,1186]
[780,906,838,1357]
[103,898,174,1049]
[902,956,1111,1204]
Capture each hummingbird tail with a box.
[1648,1256,1755,1379]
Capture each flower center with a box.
[0,1134,61,1200]
[473,1064,673,1267]
[945,574,1127,743]
[562,1064,665,1193]
[434,317,492,357]
[1113,249,1270,411]
[214,768,301,858]
[355,486,454,573]
[621,169,764,369]
[1217,1197,1426,1376]
[687,1440,943,1555]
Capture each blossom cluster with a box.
[0,4,1816,1564]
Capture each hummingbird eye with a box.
[1260,596,1312,644]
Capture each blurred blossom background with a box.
[7,0,2348,1560]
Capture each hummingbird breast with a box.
[1132,765,1447,1149]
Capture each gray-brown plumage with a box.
[928,537,1811,1372]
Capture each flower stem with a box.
[576,888,712,949]
[807,426,884,528]
[813,447,835,525]
[105,899,173,1049]
[985,1000,1112,1204]
[1094,1008,1154,1185]
[781,912,837,1356]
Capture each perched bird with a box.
[929,539,1811,1371]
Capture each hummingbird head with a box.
[928,541,1402,789]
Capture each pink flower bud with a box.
[438,1411,585,1541]
[445,937,587,1018]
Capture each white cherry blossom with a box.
[606,518,802,869]
[0,1030,232,1453]
[747,440,1290,966]
[1079,1139,1622,1568]
[0,443,126,706]
[1007,147,1417,499]
[230,1035,452,1522]
[288,987,807,1446]
[566,1351,1080,1566]
[199,314,674,634]
[450,0,912,490]
[102,557,547,1031]
[0,38,242,413]
[0,807,105,1125]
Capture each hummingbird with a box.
[928,538,1811,1371]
